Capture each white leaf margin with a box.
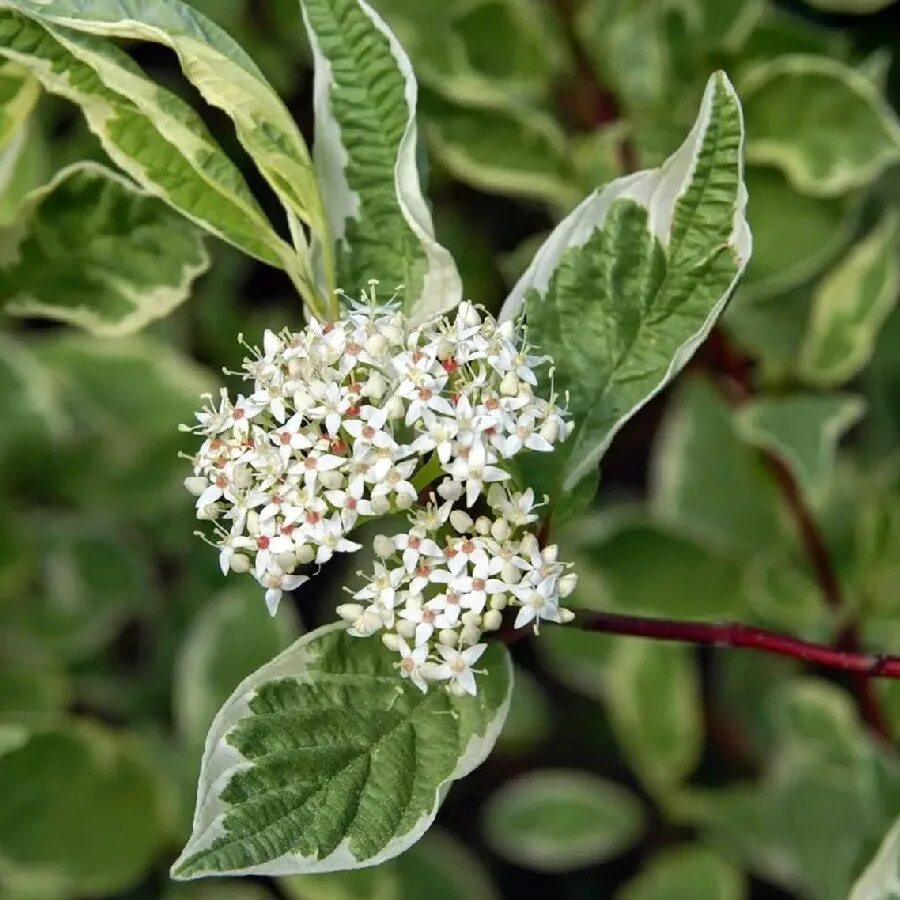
[300,0,462,325]
[500,71,752,491]
[171,622,513,879]
[851,815,900,900]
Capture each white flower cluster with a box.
[183,289,572,621]
[338,483,577,695]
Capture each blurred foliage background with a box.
[3,0,900,898]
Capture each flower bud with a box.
[559,572,578,598]
[404,592,423,611]
[396,491,414,511]
[520,533,539,558]
[295,544,316,565]
[337,603,364,623]
[438,628,458,647]
[483,609,503,631]
[501,563,521,585]
[448,681,468,697]
[436,338,454,361]
[276,551,298,571]
[370,496,391,516]
[319,470,343,490]
[381,632,401,651]
[365,333,387,357]
[385,396,405,420]
[397,619,417,639]
[491,518,511,542]
[490,593,508,611]
[184,476,208,496]
[196,504,220,521]
[541,545,559,564]
[461,611,482,628]
[500,371,519,396]
[497,320,515,340]
[559,607,576,624]
[450,510,473,533]
[460,624,481,646]
[373,534,394,558]
[246,511,260,534]
[475,516,492,536]
[381,324,403,346]
[230,553,251,574]
[365,371,387,400]
[459,302,481,327]
[438,479,463,502]
[539,418,559,444]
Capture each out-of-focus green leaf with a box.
[0,721,165,895]
[560,512,748,620]
[165,882,273,900]
[172,625,513,878]
[174,584,300,750]
[616,845,746,900]
[735,394,865,499]
[0,655,68,719]
[482,769,645,872]
[0,57,38,150]
[0,163,209,336]
[497,666,551,754]
[679,680,897,900]
[281,828,500,900]
[422,94,580,208]
[606,640,703,796]
[299,0,461,322]
[503,73,750,497]
[741,55,900,196]
[651,378,783,553]
[741,165,858,302]
[5,521,152,662]
[799,214,900,388]
[694,0,763,51]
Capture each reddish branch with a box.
[560,610,900,679]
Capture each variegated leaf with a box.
[171,624,512,878]
[0,12,305,283]
[5,0,328,285]
[502,72,751,496]
[300,0,462,323]
[0,162,209,336]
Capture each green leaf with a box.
[559,511,749,620]
[741,165,858,302]
[694,0,764,51]
[851,816,900,900]
[166,883,274,900]
[422,93,580,208]
[282,828,501,900]
[481,769,645,872]
[446,104,570,204]
[735,394,865,499]
[172,624,513,878]
[496,665,551,754]
[799,214,900,387]
[174,585,300,751]
[0,57,38,150]
[605,640,703,796]
[0,721,165,895]
[503,72,751,495]
[0,656,69,718]
[0,162,209,335]
[616,846,746,900]
[741,56,900,197]
[299,0,461,322]
[8,0,327,265]
[5,520,153,662]
[680,680,897,900]
[651,378,783,553]
[0,12,305,281]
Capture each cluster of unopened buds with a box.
[183,284,577,694]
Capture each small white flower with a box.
[432,643,487,696]
[397,638,429,693]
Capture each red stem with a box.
[558,610,900,679]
